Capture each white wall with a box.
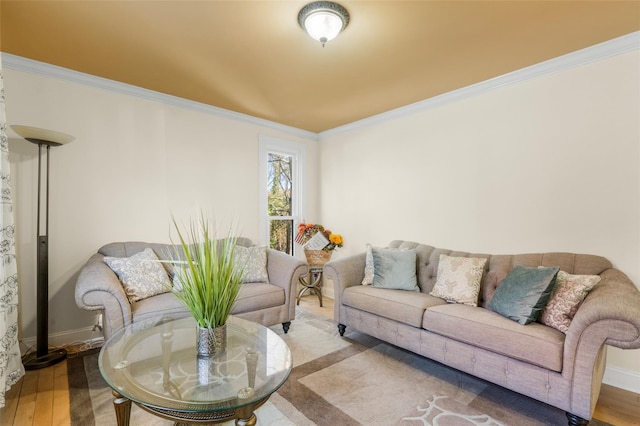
[4,68,318,346]
[319,51,640,377]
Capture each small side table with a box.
[297,266,324,307]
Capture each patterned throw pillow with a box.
[104,248,171,303]
[540,270,601,333]
[172,265,192,291]
[234,246,269,283]
[430,254,487,306]
[362,243,374,285]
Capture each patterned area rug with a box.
[68,309,612,425]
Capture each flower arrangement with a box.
[296,222,344,251]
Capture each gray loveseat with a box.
[75,239,307,340]
[324,240,640,426]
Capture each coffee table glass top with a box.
[99,315,292,413]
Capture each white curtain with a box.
[0,55,25,407]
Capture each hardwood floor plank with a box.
[0,376,22,426]
[593,384,640,426]
[33,366,54,425]
[13,400,35,426]
[52,361,70,426]
[12,371,38,425]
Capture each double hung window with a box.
[259,136,306,255]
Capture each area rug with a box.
[67,309,612,426]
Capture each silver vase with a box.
[196,324,227,358]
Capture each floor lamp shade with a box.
[11,125,74,370]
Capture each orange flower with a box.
[329,234,343,246]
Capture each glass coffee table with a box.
[99,315,292,426]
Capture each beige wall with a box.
[4,69,318,342]
[319,51,640,375]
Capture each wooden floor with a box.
[1,296,638,425]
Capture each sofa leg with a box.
[338,324,346,336]
[282,321,291,334]
[566,412,589,426]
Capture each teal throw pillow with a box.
[488,265,560,325]
[372,247,419,292]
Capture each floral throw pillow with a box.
[234,246,269,283]
[362,244,374,285]
[540,270,601,333]
[430,254,487,306]
[104,248,171,303]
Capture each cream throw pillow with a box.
[430,254,487,306]
[104,248,171,303]
[540,270,600,333]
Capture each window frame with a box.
[258,135,306,252]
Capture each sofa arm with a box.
[266,249,308,319]
[565,268,640,353]
[323,252,366,324]
[75,253,132,340]
[560,268,640,417]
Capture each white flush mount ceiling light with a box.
[298,1,350,47]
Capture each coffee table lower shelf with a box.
[112,389,269,426]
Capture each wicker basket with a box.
[304,249,333,266]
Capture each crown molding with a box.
[318,31,640,140]
[0,52,319,141]
[2,30,638,142]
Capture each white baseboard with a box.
[603,365,640,394]
[20,325,105,355]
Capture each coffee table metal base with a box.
[111,389,267,426]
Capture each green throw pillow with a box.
[488,265,560,325]
[372,247,419,292]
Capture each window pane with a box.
[267,153,292,216]
[270,219,293,255]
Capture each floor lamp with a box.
[12,125,74,370]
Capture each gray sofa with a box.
[324,240,640,426]
[75,239,307,340]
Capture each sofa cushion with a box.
[488,265,559,325]
[131,291,189,323]
[343,285,447,328]
[232,283,284,314]
[423,303,565,371]
[430,254,487,306]
[372,247,419,291]
[540,270,601,333]
[104,248,171,303]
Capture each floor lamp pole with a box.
[11,125,74,370]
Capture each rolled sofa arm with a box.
[323,252,366,324]
[75,253,131,340]
[565,268,640,354]
[266,249,308,319]
[560,268,640,417]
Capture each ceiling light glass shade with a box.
[298,1,350,46]
[11,125,75,146]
